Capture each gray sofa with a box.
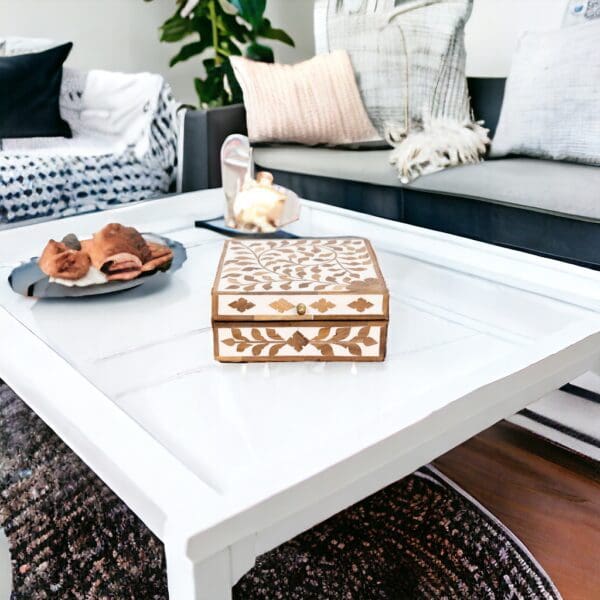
[181,76,600,269]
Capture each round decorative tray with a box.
[8,233,187,298]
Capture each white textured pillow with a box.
[230,51,379,146]
[315,0,474,138]
[490,21,600,165]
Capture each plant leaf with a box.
[223,58,244,104]
[218,0,238,15]
[160,13,195,42]
[258,20,295,46]
[245,41,274,63]
[229,0,266,28]
[169,40,211,67]
[195,64,227,107]
[221,12,252,43]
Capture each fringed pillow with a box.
[316,0,489,182]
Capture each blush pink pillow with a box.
[229,51,379,146]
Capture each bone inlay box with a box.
[212,238,389,362]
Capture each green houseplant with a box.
[146,0,295,107]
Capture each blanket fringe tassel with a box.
[386,117,490,184]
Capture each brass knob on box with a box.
[296,303,307,316]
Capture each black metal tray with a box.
[8,233,187,298]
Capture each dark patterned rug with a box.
[0,383,560,599]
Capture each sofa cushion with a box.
[490,20,600,166]
[254,146,600,222]
[315,0,474,140]
[255,146,398,186]
[230,51,378,146]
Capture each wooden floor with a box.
[435,422,600,600]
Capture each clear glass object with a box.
[221,135,253,228]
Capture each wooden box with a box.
[212,238,389,362]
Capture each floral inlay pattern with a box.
[221,326,378,358]
[310,298,336,314]
[217,238,383,293]
[270,298,294,313]
[348,297,374,313]
[228,297,255,313]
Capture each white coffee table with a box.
[1,190,599,599]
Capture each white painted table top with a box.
[1,190,599,596]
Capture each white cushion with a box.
[490,20,600,165]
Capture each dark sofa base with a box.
[263,168,600,270]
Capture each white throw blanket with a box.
[0,65,180,224]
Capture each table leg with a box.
[165,545,232,600]
[0,527,12,600]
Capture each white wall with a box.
[465,0,567,76]
[1,0,569,105]
[0,0,315,105]
[286,0,569,77]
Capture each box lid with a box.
[212,238,389,321]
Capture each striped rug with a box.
[508,372,600,462]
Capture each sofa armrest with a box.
[179,104,247,192]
